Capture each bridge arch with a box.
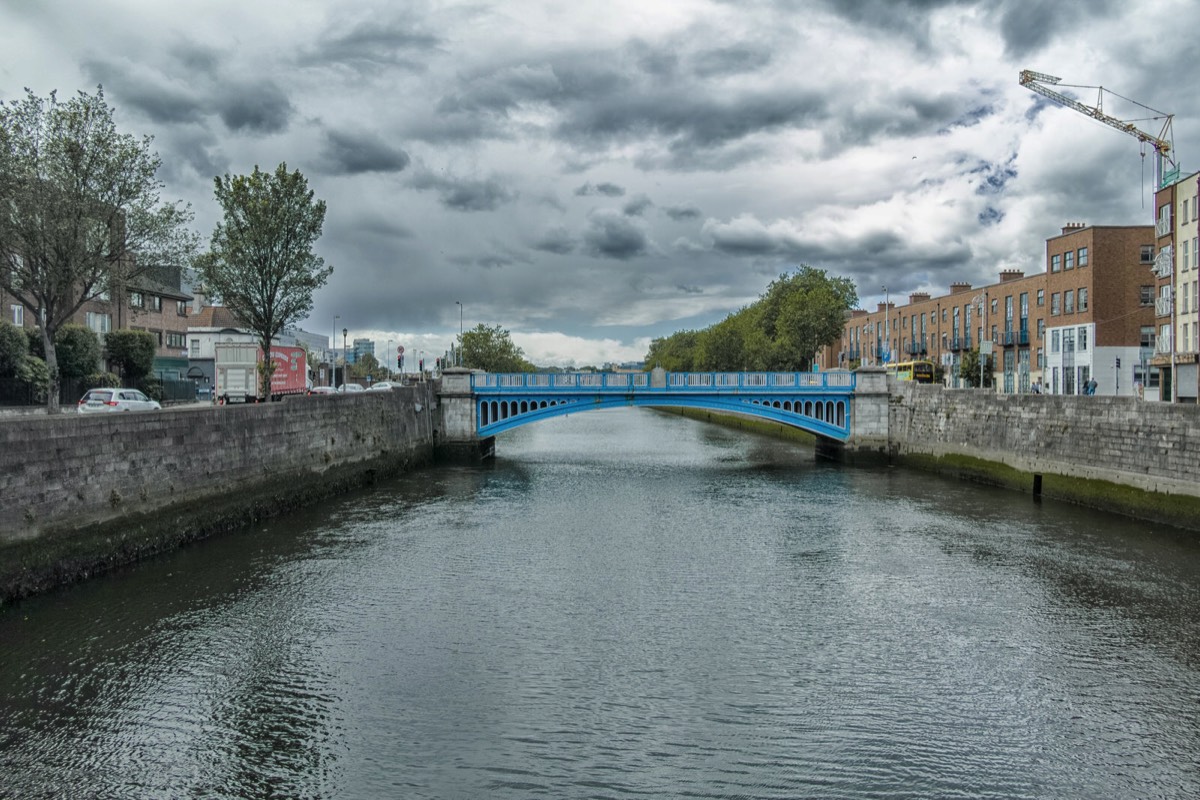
[471,370,855,441]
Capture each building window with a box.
[1185,199,1190,222]
[1141,326,1155,349]
[1185,241,1191,272]
[1037,347,1044,369]
[1140,285,1154,305]
[1037,288,1044,307]
[1078,246,1088,267]
[1065,250,1074,270]
[130,291,144,308]
[190,338,201,356]
[167,332,186,349]
[1141,245,1155,263]
[1078,327,1088,352]
[1051,292,1061,315]
[1052,330,1060,353]
[1183,282,1190,314]
[1078,287,1088,312]
[10,304,23,326]
[1065,290,1074,314]
[177,300,188,316]
[1051,254,1062,272]
[991,298,998,316]
[1037,319,1045,340]
[151,295,163,312]
[86,311,111,335]
[1195,237,1199,269]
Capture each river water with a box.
[2,408,1199,799]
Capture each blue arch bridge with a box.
[434,368,891,459]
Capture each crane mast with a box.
[1019,69,1179,188]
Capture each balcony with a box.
[1154,246,1174,278]
[950,337,963,351]
[1155,295,1173,317]
[1003,329,1030,346]
[905,342,927,356]
[1156,336,1173,355]
[1156,216,1172,237]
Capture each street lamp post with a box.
[387,339,393,380]
[343,328,348,388]
[455,301,463,366]
[332,314,340,387]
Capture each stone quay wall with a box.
[888,381,1200,526]
[0,385,438,601]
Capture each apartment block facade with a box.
[1151,171,1200,402]
[820,223,1156,396]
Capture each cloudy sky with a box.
[3,1,1196,367]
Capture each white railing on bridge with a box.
[472,370,856,392]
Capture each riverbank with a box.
[664,397,1200,533]
[0,386,437,605]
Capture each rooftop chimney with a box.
[949,281,972,294]
[999,269,1025,283]
[1061,222,1087,234]
[908,292,931,305]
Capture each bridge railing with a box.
[472,370,855,392]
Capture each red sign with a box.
[398,346,405,354]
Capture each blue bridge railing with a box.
[469,371,857,441]
[472,371,855,392]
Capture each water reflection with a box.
[2,408,1199,799]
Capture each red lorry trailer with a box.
[215,343,309,402]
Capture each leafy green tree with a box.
[54,324,102,380]
[0,321,27,377]
[460,323,533,373]
[104,329,155,383]
[646,329,700,371]
[348,352,389,384]
[644,266,856,372]
[958,348,993,388]
[0,87,197,412]
[196,163,332,401]
[763,267,858,370]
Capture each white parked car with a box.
[308,386,337,395]
[338,383,365,393]
[77,388,162,414]
[368,381,397,391]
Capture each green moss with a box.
[895,451,1200,532]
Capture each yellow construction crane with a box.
[1019,69,1179,188]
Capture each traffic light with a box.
[419,358,424,372]
[1115,357,1121,368]
[397,354,403,369]
[436,357,441,369]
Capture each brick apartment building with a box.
[819,223,1156,396]
[1151,171,1200,402]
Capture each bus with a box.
[886,360,936,383]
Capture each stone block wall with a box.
[0,385,436,544]
[889,383,1200,496]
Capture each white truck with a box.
[214,342,259,404]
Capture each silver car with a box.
[77,388,162,413]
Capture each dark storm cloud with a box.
[665,204,702,221]
[690,45,772,78]
[321,129,410,175]
[558,88,827,153]
[575,182,625,197]
[218,81,293,133]
[409,169,518,212]
[623,194,653,217]
[532,226,576,254]
[994,0,1117,58]
[81,57,205,125]
[583,210,649,259]
[299,20,441,72]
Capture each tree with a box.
[460,323,534,373]
[645,329,700,371]
[762,267,858,370]
[0,321,27,377]
[104,329,155,383]
[196,163,332,400]
[959,348,994,388]
[0,87,197,412]
[54,324,102,381]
